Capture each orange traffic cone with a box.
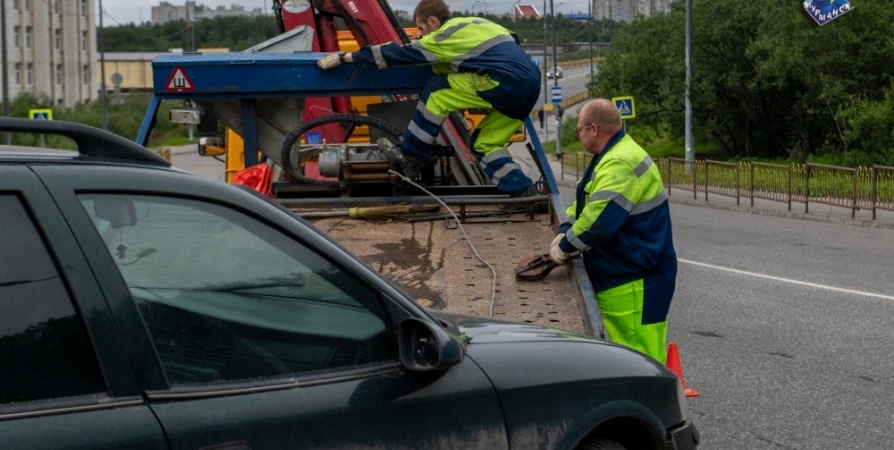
[666,342,699,398]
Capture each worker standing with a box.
[316,0,541,201]
[549,99,677,364]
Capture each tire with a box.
[577,439,628,450]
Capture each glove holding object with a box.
[549,239,571,265]
[317,53,346,70]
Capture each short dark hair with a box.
[414,0,451,23]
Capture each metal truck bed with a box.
[306,212,588,335]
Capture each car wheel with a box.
[577,438,627,450]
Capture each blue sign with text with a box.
[802,0,853,26]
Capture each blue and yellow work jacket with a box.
[351,17,541,87]
[558,130,677,292]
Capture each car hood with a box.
[428,310,601,345]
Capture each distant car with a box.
[0,118,699,450]
[547,66,564,79]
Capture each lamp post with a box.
[1,0,11,144]
[550,0,566,157]
[99,0,108,130]
[684,0,694,161]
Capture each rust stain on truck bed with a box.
[310,215,586,335]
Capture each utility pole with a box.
[541,0,549,144]
[1,0,11,144]
[99,0,108,130]
[684,0,693,161]
[588,2,593,81]
[186,1,195,52]
[550,0,561,158]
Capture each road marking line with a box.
[678,258,894,301]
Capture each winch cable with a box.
[388,170,498,317]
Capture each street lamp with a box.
[1,0,10,144]
[684,0,694,162]
[471,0,488,15]
[99,0,108,130]
[510,0,521,17]
[550,0,566,157]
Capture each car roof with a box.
[0,118,172,168]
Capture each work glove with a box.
[317,53,344,70]
[549,238,571,265]
[550,233,563,250]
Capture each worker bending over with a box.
[550,99,678,363]
[317,0,541,199]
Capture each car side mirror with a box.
[93,198,137,228]
[398,318,463,372]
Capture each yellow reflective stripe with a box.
[408,122,437,143]
[588,190,634,212]
[565,227,591,251]
[630,191,668,215]
[371,45,387,69]
[409,40,439,63]
[450,34,515,70]
[416,101,446,125]
[492,163,522,183]
[634,155,653,178]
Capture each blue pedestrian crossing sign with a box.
[29,109,53,121]
[532,58,540,68]
[612,96,635,119]
[551,86,563,104]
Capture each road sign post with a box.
[29,109,53,147]
[612,96,634,133]
[552,86,563,157]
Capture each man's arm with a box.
[558,159,642,254]
[349,37,444,69]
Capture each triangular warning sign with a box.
[164,66,195,92]
[617,101,632,116]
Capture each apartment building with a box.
[593,0,674,22]
[2,0,98,106]
[151,2,263,25]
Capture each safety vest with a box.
[353,17,540,85]
[557,131,677,291]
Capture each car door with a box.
[39,165,509,450]
[0,165,168,450]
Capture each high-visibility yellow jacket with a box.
[558,130,677,291]
[352,17,540,86]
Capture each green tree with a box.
[591,0,894,165]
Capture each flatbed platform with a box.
[306,212,588,335]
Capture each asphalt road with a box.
[666,204,894,449]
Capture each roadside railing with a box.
[559,154,894,220]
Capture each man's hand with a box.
[550,234,563,250]
[549,238,571,265]
[317,53,343,70]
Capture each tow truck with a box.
[130,1,700,446]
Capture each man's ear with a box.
[429,16,441,30]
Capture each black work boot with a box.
[378,137,428,180]
[500,185,547,214]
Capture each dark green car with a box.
[0,119,698,450]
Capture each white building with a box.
[2,0,98,106]
[151,2,263,25]
[593,0,674,23]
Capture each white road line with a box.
[678,258,894,301]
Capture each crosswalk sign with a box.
[612,96,635,119]
[29,109,53,121]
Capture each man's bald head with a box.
[581,99,623,134]
[576,98,624,154]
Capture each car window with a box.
[0,196,106,406]
[78,194,397,387]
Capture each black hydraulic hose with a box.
[280,114,404,184]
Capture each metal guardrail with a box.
[561,155,893,220]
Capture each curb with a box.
[666,196,894,231]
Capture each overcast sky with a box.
[102,0,592,25]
